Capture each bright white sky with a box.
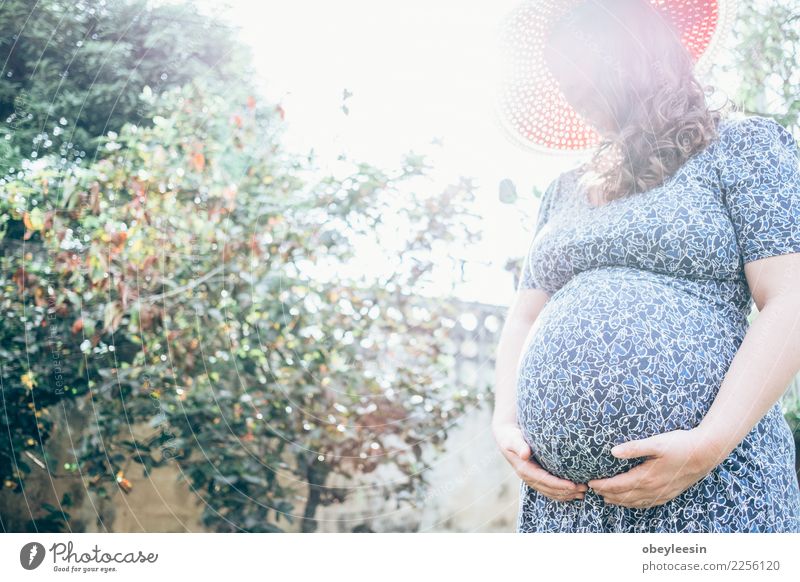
[189,0,737,306]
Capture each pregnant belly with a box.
[516,267,743,484]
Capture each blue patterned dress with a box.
[515,115,800,532]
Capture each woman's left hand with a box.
[586,428,719,509]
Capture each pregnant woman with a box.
[492,0,800,532]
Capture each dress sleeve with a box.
[718,115,800,265]
[517,174,561,291]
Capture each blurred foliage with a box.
[0,0,485,532]
[784,382,800,485]
[1,79,484,532]
[0,0,250,176]
[725,1,800,130]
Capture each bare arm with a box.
[491,288,549,427]
[695,251,800,465]
[696,119,800,460]
[492,286,588,500]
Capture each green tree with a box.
[724,1,800,129]
[1,76,484,531]
[0,0,249,176]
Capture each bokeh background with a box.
[1,0,799,532]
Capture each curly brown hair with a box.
[546,0,734,205]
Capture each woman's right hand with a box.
[493,421,588,502]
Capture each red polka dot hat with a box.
[493,0,738,155]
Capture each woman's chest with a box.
[527,160,743,294]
